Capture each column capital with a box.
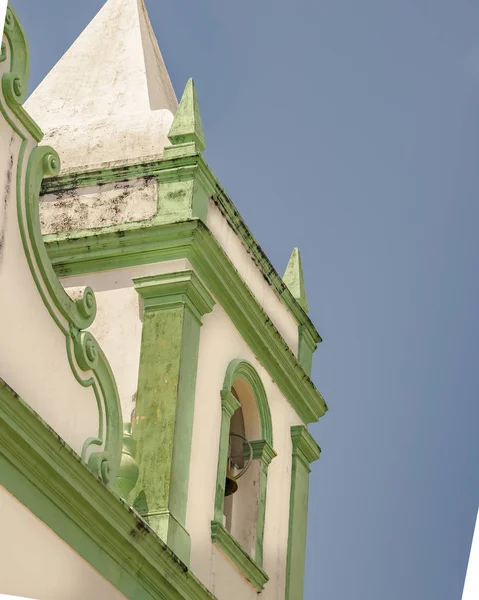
[133,270,215,322]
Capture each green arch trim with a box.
[222,359,273,446]
[0,7,122,484]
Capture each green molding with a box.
[2,6,42,141]
[40,152,321,346]
[45,220,327,423]
[213,361,275,576]
[131,271,214,565]
[222,359,273,445]
[298,325,317,377]
[0,377,216,600]
[249,439,277,465]
[286,425,321,600]
[134,270,215,322]
[211,521,268,593]
[0,10,122,484]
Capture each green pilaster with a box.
[131,270,215,565]
[285,425,321,600]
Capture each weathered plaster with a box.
[25,0,177,173]
[40,177,158,235]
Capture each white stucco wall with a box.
[207,201,299,357]
[61,262,300,599]
[0,487,126,600]
[188,303,302,599]
[0,82,101,458]
[462,509,479,600]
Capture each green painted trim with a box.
[131,271,214,565]
[211,521,269,592]
[249,439,277,465]
[45,221,327,423]
[2,6,42,141]
[134,270,215,322]
[298,325,317,378]
[0,377,216,600]
[40,152,321,345]
[222,359,273,445]
[0,9,122,484]
[168,78,205,152]
[213,361,275,575]
[285,425,321,600]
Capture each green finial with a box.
[283,248,309,313]
[168,78,205,152]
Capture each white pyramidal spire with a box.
[25,0,178,173]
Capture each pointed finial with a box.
[168,78,205,152]
[283,248,309,313]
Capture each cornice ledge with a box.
[133,270,215,321]
[291,425,321,468]
[0,377,216,600]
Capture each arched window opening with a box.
[212,360,276,587]
[223,387,257,554]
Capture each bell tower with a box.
[25,0,328,597]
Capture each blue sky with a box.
[14,0,479,598]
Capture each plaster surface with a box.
[0,487,127,600]
[25,0,177,173]
[188,303,303,599]
[40,177,158,234]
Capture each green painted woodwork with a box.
[285,425,321,600]
[168,78,205,152]
[283,248,309,313]
[132,271,214,565]
[211,521,269,592]
[1,7,122,484]
[40,152,321,349]
[45,220,327,424]
[0,377,216,600]
[212,361,275,586]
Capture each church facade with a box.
[0,2,327,599]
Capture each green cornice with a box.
[249,439,277,465]
[40,152,322,345]
[133,270,215,322]
[0,377,216,600]
[211,521,269,592]
[45,220,327,423]
[291,425,321,469]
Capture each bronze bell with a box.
[225,465,238,497]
